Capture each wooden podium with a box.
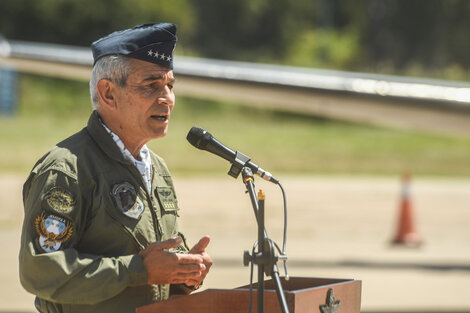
[136,277,362,313]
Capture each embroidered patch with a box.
[35,212,73,253]
[45,187,75,214]
[112,182,144,219]
[156,187,177,210]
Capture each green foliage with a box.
[285,28,360,69]
[1,0,470,80]
[18,74,91,117]
[0,0,196,47]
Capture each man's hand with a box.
[139,237,206,285]
[187,235,213,287]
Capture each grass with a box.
[1,74,470,177]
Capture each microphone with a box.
[186,127,279,184]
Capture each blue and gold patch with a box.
[45,187,75,214]
[34,212,73,253]
[112,182,144,219]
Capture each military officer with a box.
[19,23,212,313]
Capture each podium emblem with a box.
[320,288,340,313]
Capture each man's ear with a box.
[96,79,119,109]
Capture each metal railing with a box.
[2,37,470,136]
[2,37,470,107]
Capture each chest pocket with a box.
[154,186,179,238]
[101,182,156,251]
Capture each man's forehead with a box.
[129,59,174,80]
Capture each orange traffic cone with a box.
[391,174,422,247]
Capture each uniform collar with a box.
[86,110,130,164]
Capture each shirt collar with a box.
[98,115,153,193]
[100,122,150,163]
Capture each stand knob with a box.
[243,250,251,267]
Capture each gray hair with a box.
[89,55,133,110]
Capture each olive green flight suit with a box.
[19,111,189,313]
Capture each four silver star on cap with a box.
[147,49,171,62]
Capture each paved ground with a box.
[1,174,470,312]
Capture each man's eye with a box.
[167,84,174,90]
[146,84,161,92]
[143,85,157,92]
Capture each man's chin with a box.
[149,127,168,140]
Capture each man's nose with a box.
[157,86,173,106]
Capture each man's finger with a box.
[189,235,210,254]
[140,237,183,258]
[176,263,206,274]
[148,237,183,251]
[171,278,200,285]
[177,253,204,264]
[183,279,200,287]
[171,270,204,284]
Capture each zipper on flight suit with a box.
[138,162,165,300]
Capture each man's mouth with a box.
[151,114,168,122]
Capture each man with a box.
[19,23,212,313]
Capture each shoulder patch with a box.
[34,212,74,253]
[112,182,144,219]
[45,187,75,214]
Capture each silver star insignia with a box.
[166,55,171,61]
[154,51,160,58]
[148,49,153,56]
[160,53,166,60]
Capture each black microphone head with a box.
[186,127,213,149]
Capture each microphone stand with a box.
[241,168,290,313]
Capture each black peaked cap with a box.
[91,23,177,69]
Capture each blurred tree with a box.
[357,0,470,78]
[285,28,360,69]
[0,0,469,80]
[191,0,278,61]
[0,0,196,47]
[191,0,316,62]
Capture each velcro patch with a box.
[156,187,177,211]
[112,182,144,219]
[45,187,75,214]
